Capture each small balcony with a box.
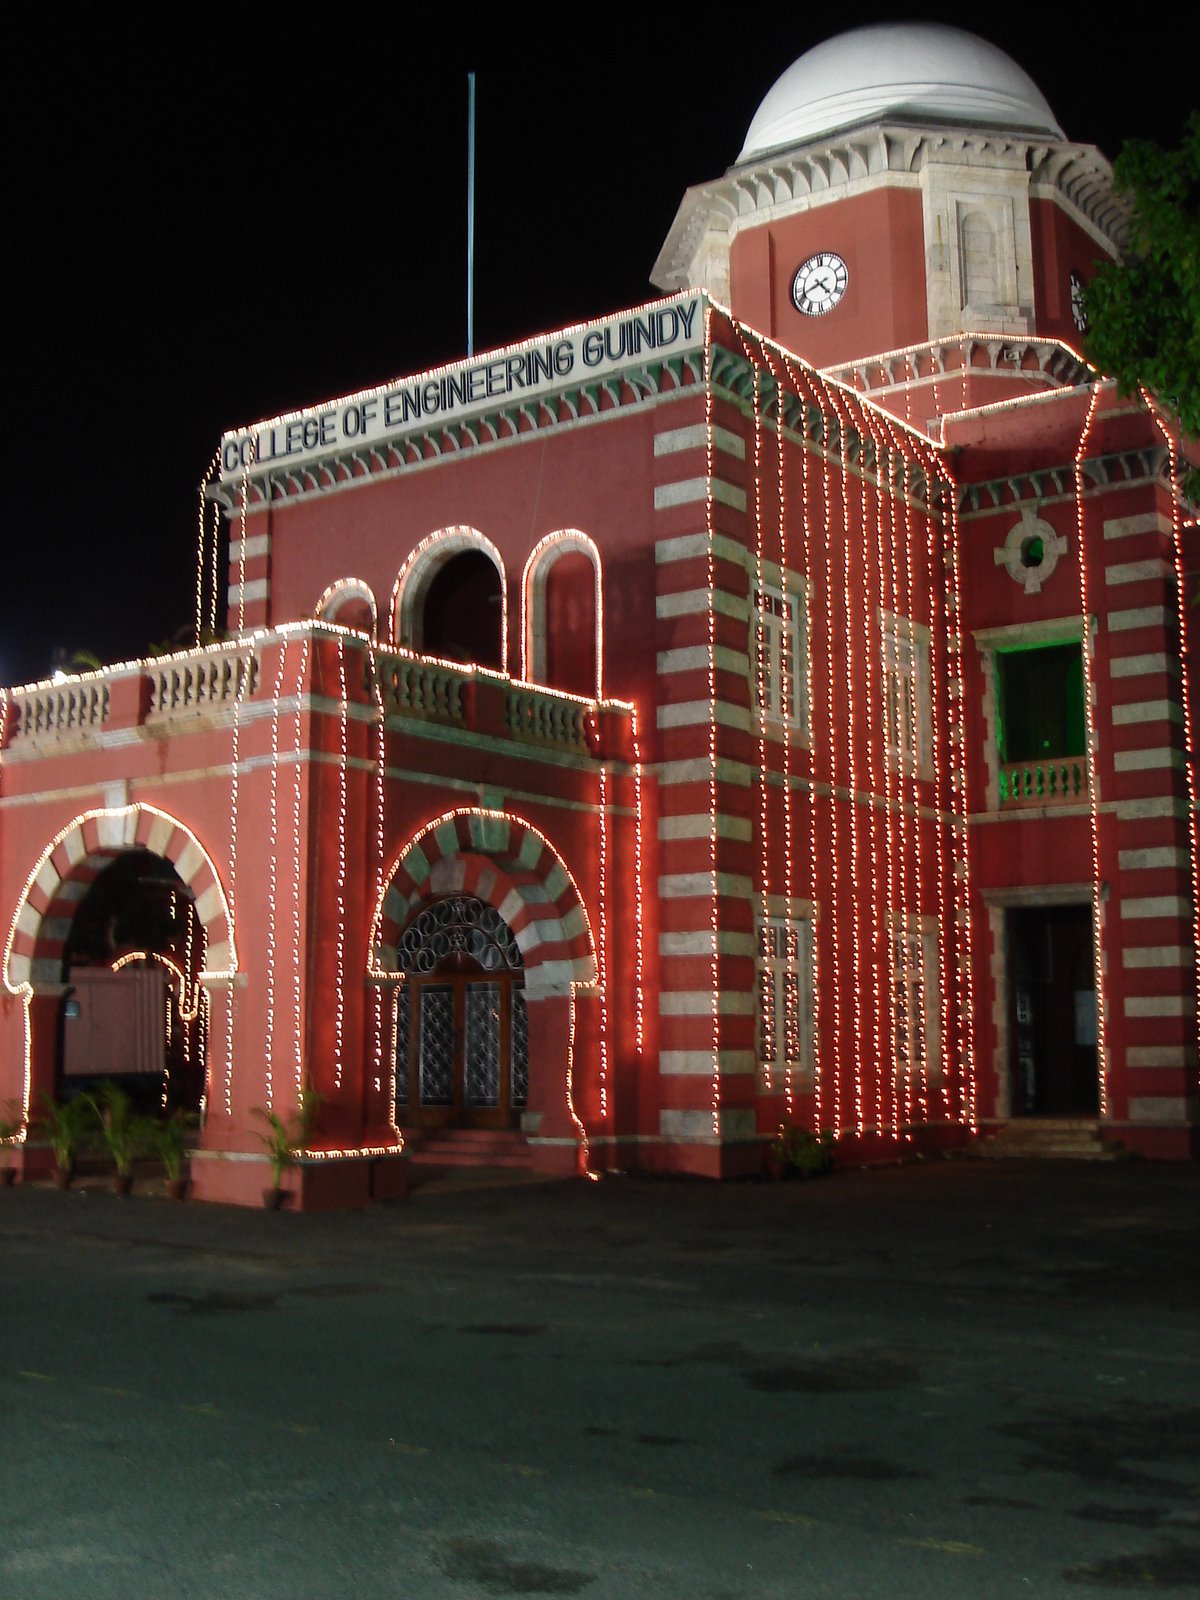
[997,755,1089,809]
[1,627,633,766]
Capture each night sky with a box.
[3,8,1192,688]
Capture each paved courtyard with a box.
[1,1156,1197,1597]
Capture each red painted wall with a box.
[729,188,928,364]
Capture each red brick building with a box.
[2,24,1195,1204]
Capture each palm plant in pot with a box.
[38,1093,92,1188]
[252,1088,322,1209]
[0,1100,24,1186]
[153,1109,196,1200]
[88,1081,151,1196]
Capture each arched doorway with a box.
[423,550,503,670]
[394,895,528,1129]
[59,850,207,1114]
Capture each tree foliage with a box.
[1084,114,1200,442]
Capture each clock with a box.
[791,252,849,317]
[1070,270,1088,334]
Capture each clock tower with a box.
[652,23,1127,374]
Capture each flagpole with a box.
[467,72,476,358]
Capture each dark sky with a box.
[2,8,1192,687]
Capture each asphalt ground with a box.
[1,1156,1197,1599]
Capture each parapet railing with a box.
[505,685,590,751]
[997,754,1089,808]
[9,678,110,743]
[146,646,259,721]
[377,657,465,723]
[4,631,625,764]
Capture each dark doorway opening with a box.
[59,851,207,1115]
[422,551,503,670]
[1007,903,1098,1116]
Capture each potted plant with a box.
[88,1081,151,1196]
[152,1109,195,1201]
[252,1088,322,1209]
[38,1093,92,1188]
[0,1100,24,1185]
[767,1124,837,1180]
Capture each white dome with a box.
[738,23,1064,162]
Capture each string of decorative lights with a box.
[595,731,609,1120]
[1074,381,1110,1113]
[775,344,825,1127]
[290,638,310,1097]
[852,399,890,1137]
[703,304,722,1136]
[767,348,799,1119]
[261,643,290,1107]
[630,702,646,1059]
[738,340,774,1088]
[222,450,255,1115]
[195,450,219,647]
[929,447,977,1125]
[364,640,394,1128]
[882,410,952,1123]
[332,637,350,1089]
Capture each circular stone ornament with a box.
[993,509,1068,594]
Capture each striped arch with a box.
[390,525,508,668]
[371,809,597,1000]
[521,529,604,696]
[315,577,379,637]
[3,804,237,995]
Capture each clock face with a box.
[791,252,849,317]
[1070,270,1088,333]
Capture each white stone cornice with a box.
[652,124,1128,297]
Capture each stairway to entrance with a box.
[402,1127,535,1170]
[973,1118,1126,1161]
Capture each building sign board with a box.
[219,293,704,485]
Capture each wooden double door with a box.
[396,956,529,1130]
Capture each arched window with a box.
[392,528,507,673]
[315,578,378,638]
[522,532,603,697]
[423,551,503,669]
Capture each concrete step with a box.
[972,1120,1125,1161]
[403,1128,534,1169]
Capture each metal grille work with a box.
[511,987,529,1108]
[397,895,524,975]
[465,983,501,1106]
[419,986,455,1105]
[395,985,411,1102]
